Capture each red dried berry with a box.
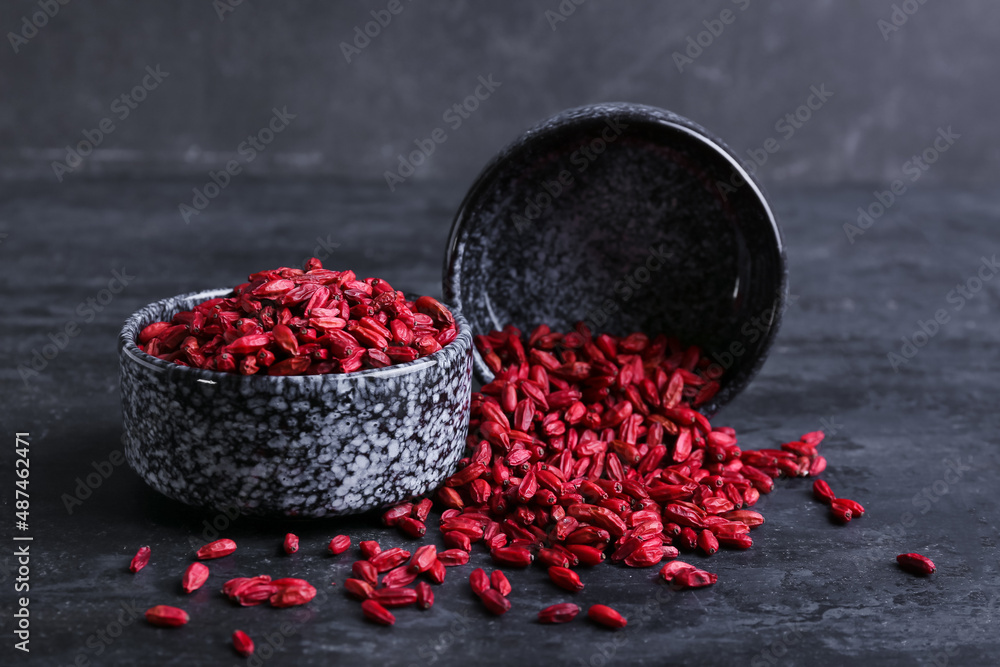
[672,568,718,589]
[370,548,410,572]
[588,604,627,629]
[478,588,512,615]
[145,605,189,628]
[328,535,351,555]
[659,561,698,583]
[352,560,378,586]
[812,479,835,504]
[490,569,512,596]
[344,578,374,600]
[361,599,395,625]
[359,540,382,559]
[408,545,438,573]
[548,566,584,592]
[416,581,434,609]
[381,566,418,588]
[538,602,580,624]
[426,559,447,585]
[269,580,317,608]
[469,568,490,596]
[232,630,254,657]
[897,553,935,575]
[196,539,236,560]
[370,587,418,608]
[130,546,150,573]
[181,562,209,594]
[437,549,470,567]
[835,497,865,517]
[830,500,853,523]
[398,517,427,539]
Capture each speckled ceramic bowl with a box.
[119,288,472,518]
[445,103,785,416]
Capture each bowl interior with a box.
[444,103,785,413]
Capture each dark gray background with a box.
[2,3,999,667]
[0,0,996,186]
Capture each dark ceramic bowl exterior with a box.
[119,288,472,518]
[444,103,785,416]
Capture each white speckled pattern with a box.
[119,289,472,518]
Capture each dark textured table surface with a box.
[1,178,998,666]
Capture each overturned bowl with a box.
[119,288,472,518]
[445,103,786,416]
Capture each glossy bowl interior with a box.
[119,288,473,518]
[444,103,785,415]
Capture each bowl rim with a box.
[119,287,472,384]
[443,102,786,407]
